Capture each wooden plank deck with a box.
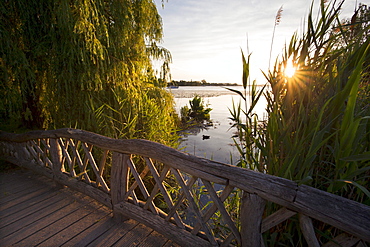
[0,168,179,247]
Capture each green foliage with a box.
[180,95,212,125]
[91,84,179,144]
[338,3,370,46]
[229,0,369,244]
[180,105,191,123]
[232,0,370,202]
[261,1,370,202]
[0,0,178,146]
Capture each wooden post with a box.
[111,152,130,222]
[15,142,31,162]
[50,138,64,188]
[240,191,266,247]
[299,214,320,247]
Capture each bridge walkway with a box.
[0,168,179,247]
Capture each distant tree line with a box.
[169,80,239,87]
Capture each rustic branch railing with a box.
[0,128,369,247]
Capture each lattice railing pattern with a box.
[5,138,111,193]
[118,154,241,246]
[0,129,369,247]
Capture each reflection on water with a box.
[169,86,267,165]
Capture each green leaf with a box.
[247,82,267,115]
[335,179,370,199]
[241,49,251,89]
[340,152,370,162]
[225,87,246,101]
[297,176,313,185]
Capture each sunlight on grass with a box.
[284,59,297,78]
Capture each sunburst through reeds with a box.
[284,58,297,78]
[228,0,370,244]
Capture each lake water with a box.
[169,86,267,165]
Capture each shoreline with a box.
[167,85,248,98]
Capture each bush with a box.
[180,95,212,125]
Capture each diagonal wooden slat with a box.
[25,141,38,161]
[298,214,320,247]
[40,139,50,151]
[65,139,77,177]
[144,164,171,211]
[40,139,53,168]
[58,138,76,177]
[201,179,241,245]
[124,164,150,205]
[165,175,198,223]
[221,232,237,247]
[125,156,157,214]
[144,158,185,229]
[81,142,109,193]
[192,185,235,234]
[30,140,41,161]
[68,139,91,183]
[32,139,45,159]
[322,233,361,247]
[33,139,42,162]
[81,142,93,179]
[67,139,78,176]
[58,138,68,172]
[3,129,370,246]
[261,207,297,233]
[96,149,109,187]
[128,192,139,205]
[171,168,217,246]
[19,143,31,160]
[192,182,239,245]
[27,141,45,167]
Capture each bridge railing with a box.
[0,128,369,247]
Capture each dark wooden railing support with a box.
[299,214,320,247]
[50,138,64,188]
[111,152,130,222]
[1,129,369,246]
[14,142,29,161]
[240,191,266,247]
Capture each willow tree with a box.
[0,0,177,144]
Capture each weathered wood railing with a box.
[0,128,369,247]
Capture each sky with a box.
[153,0,359,84]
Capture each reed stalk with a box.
[229,0,369,244]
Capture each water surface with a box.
[169,86,266,165]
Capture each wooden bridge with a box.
[0,169,178,246]
[0,128,369,246]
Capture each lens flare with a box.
[284,59,297,78]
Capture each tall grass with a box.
[229,0,369,244]
[85,82,179,146]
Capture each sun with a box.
[284,59,297,78]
